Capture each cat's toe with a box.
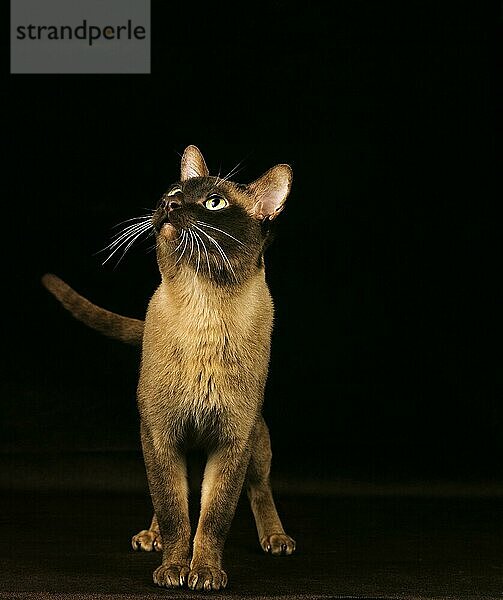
[261,533,296,556]
[188,565,228,591]
[153,563,190,588]
[131,529,162,552]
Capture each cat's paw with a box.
[153,562,190,588]
[131,529,162,552]
[261,533,296,556]
[187,565,228,591]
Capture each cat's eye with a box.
[204,195,228,211]
[167,186,182,196]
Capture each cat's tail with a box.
[41,273,144,347]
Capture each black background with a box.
[3,2,500,485]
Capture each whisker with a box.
[109,224,151,256]
[113,227,153,268]
[111,213,153,229]
[187,229,195,262]
[102,222,153,266]
[192,229,201,276]
[161,231,185,257]
[155,230,185,259]
[105,221,152,251]
[194,230,212,279]
[193,224,238,282]
[195,221,245,246]
[220,159,245,183]
[96,220,152,255]
[173,231,189,266]
[214,167,222,187]
[99,222,152,259]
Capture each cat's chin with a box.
[160,223,177,241]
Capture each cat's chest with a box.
[169,308,236,397]
[155,288,241,363]
[142,283,261,404]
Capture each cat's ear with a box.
[180,145,209,181]
[247,164,292,220]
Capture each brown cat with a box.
[42,145,296,591]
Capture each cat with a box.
[42,145,296,591]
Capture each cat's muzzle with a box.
[154,192,186,232]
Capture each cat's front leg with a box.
[188,440,252,591]
[140,423,191,588]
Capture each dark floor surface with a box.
[1,488,502,600]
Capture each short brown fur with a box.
[43,146,295,591]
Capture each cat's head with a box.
[152,145,292,285]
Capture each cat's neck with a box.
[163,267,260,304]
[146,265,273,357]
[157,266,267,329]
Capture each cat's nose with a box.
[167,199,181,211]
[166,192,184,212]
